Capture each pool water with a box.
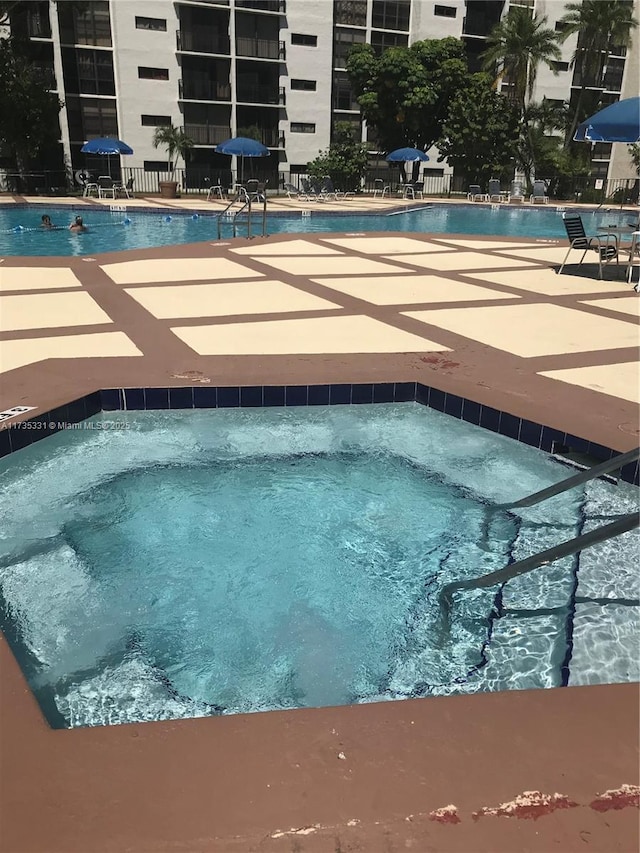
[1,203,636,257]
[0,404,637,728]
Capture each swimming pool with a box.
[1,203,636,256]
[0,404,637,728]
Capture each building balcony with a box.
[184,124,232,145]
[236,84,285,105]
[179,78,231,101]
[177,29,231,55]
[236,38,285,60]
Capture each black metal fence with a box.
[2,166,638,205]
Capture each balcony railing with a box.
[179,78,231,101]
[236,83,282,105]
[184,124,232,145]
[236,38,285,60]
[177,29,231,54]
[236,0,286,10]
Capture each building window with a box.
[141,115,172,126]
[62,47,115,95]
[66,96,118,140]
[371,0,410,31]
[291,79,316,91]
[138,67,169,80]
[334,28,366,66]
[291,122,316,133]
[434,5,456,18]
[144,160,172,171]
[291,33,317,46]
[550,60,569,72]
[333,72,359,110]
[135,16,167,31]
[371,30,408,53]
[335,0,367,26]
[72,1,111,46]
[554,21,570,32]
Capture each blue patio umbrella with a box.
[215,136,270,183]
[386,147,429,185]
[81,137,134,176]
[574,96,640,143]
[386,147,430,162]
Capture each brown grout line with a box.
[524,347,640,371]
[0,323,116,341]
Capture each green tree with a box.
[347,37,469,179]
[558,1,638,146]
[152,125,194,174]
[437,74,520,186]
[481,7,561,111]
[0,36,63,175]
[306,122,369,192]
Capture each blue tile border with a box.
[0,382,637,486]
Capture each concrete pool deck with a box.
[0,195,638,853]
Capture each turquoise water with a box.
[0,404,637,728]
[1,203,637,256]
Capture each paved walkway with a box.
[1,224,638,452]
[0,197,638,853]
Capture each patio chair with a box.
[530,180,549,204]
[246,179,267,202]
[97,176,116,199]
[624,230,640,290]
[488,179,509,203]
[403,181,424,200]
[467,185,488,202]
[206,181,225,200]
[114,177,134,199]
[373,178,390,198]
[557,213,618,280]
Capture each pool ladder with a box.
[215,189,268,240]
[438,446,640,618]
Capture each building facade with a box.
[5,0,639,189]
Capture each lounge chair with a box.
[624,230,639,289]
[300,178,322,202]
[558,214,618,280]
[320,176,353,200]
[509,180,525,204]
[488,179,509,203]
[467,185,488,202]
[283,182,300,199]
[530,180,549,204]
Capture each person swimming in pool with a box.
[41,214,54,229]
[69,215,87,232]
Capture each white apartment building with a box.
[5,0,639,190]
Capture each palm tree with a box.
[152,124,194,176]
[558,0,638,146]
[481,7,561,112]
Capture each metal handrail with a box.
[500,446,639,510]
[437,446,640,626]
[438,512,639,620]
